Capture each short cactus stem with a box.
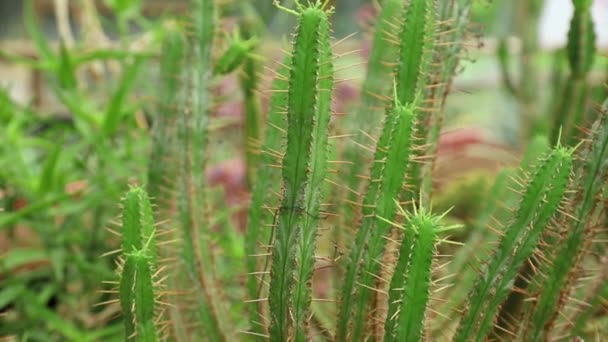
[117,187,161,341]
[384,204,459,341]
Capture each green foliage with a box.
[0,0,159,339]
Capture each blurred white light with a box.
[539,0,608,50]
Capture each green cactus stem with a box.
[526,101,608,341]
[454,144,573,342]
[266,2,334,341]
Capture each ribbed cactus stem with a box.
[245,56,290,336]
[526,102,608,341]
[455,145,573,342]
[291,10,334,341]
[147,25,184,202]
[267,2,334,341]
[341,0,406,229]
[118,187,160,341]
[551,0,596,145]
[174,0,229,339]
[130,250,158,342]
[337,1,437,340]
[384,205,457,341]
[337,95,419,341]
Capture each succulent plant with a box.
[103,0,608,341]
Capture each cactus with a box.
[116,187,162,341]
[173,0,230,339]
[84,0,608,341]
[525,99,608,341]
[214,29,258,76]
[550,0,596,145]
[571,255,608,338]
[337,0,440,339]
[454,144,573,342]
[383,204,460,341]
[147,25,184,202]
[238,12,264,189]
[336,94,419,341]
[244,55,290,336]
[340,0,406,229]
[264,2,335,341]
[6,0,608,340]
[418,0,473,200]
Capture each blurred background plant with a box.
[0,1,169,339]
[0,0,606,341]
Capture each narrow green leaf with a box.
[23,0,54,62]
[103,57,144,136]
[38,144,62,195]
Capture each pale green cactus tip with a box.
[379,198,462,234]
[273,0,334,16]
[121,186,157,255]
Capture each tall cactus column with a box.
[266,2,335,341]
